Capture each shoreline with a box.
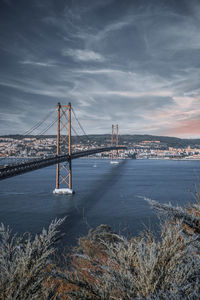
[1,156,200,161]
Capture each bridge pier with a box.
[53,187,74,195]
[53,102,74,195]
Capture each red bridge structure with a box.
[0,103,126,194]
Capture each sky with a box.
[0,0,200,138]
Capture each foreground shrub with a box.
[55,197,200,299]
[1,197,200,299]
[56,221,200,299]
[0,218,65,300]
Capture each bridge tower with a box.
[110,124,119,164]
[53,102,74,195]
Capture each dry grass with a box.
[0,218,65,300]
[1,197,200,299]
[56,220,200,299]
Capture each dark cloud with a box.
[0,0,200,137]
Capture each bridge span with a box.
[1,102,127,193]
[0,146,126,181]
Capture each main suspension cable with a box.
[23,109,55,136]
[71,107,90,141]
[36,117,58,136]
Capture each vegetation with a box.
[0,196,200,299]
[0,218,65,300]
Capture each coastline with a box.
[1,156,200,161]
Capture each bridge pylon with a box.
[110,124,119,164]
[53,102,74,195]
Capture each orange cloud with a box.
[167,117,200,137]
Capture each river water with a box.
[0,159,199,249]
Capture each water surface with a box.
[0,159,199,249]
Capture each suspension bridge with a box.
[0,103,126,194]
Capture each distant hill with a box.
[1,134,200,148]
[118,134,200,148]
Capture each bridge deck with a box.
[0,146,126,181]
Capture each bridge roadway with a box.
[0,146,127,181]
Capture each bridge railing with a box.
[0,146,127,181]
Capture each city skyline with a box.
[0,0,200,138]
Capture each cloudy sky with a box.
[0,0,200,138]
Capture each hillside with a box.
[2,134,200,148]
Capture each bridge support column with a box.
[53,102,74,195]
